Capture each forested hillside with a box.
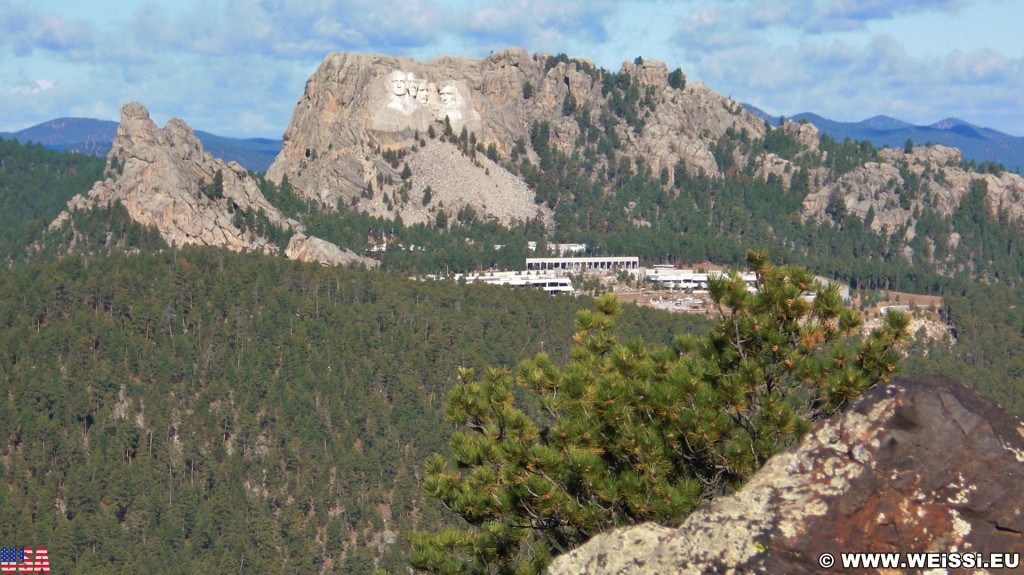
[0,248,707,574]
[901,282,1024,414]
[0,139,105,262]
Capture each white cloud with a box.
[731,0,967,34]
[700,29,1024,133]
[682,5,718,30]
[11,79,58,95]
[945,48,1015,84]
[458,0,612,54]
[0,2,96,58]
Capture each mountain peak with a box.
[930,117,975,130]
[4,116,118,152]
[267,48,766,226]
[860,115,913,131]
[54,102,375,268]
[120,101,150,122]
[114,101,161,148]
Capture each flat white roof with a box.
[526,256,639,264]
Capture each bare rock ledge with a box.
[548,376,1024,575]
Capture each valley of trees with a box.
[0,241,707,573]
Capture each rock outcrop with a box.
[285,233,372,267]
[53,102,375,267]
[803,144,1024,240]
[266,49,766,221]
[548,376,1024,575]
[752,119,826,189]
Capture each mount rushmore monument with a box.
[264,48,763,226]
[374,69,481,135]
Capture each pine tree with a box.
[213,169,224,199]
[411,251,909,574]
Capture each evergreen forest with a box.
[0,246,709,573]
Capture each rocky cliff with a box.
[268,47,1024,257]
[265,49,766,224]
[52,102,375,267]
[803,143,1024,242]
[548,376,1024,575]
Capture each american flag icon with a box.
[0,548,49,573]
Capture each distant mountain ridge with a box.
[743,105,1023,172]
[9,108,1021,176]
[0,117,282,172]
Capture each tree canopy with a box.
[411,251,909,574]
[0,246,710,575]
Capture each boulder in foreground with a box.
[548,376,1024,575]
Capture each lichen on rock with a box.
[548,376,1024,575]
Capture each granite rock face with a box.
[802,144,1024,243]
[548,376,1024,575]
[265,49,767,223]
[53,102,374,267]
[284,233,373,268]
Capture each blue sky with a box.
[2,0,1022,137]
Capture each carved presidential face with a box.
[405,73,418,96]
[416,80,429,103]
[390,71,407,97]
[439,84,457,108]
